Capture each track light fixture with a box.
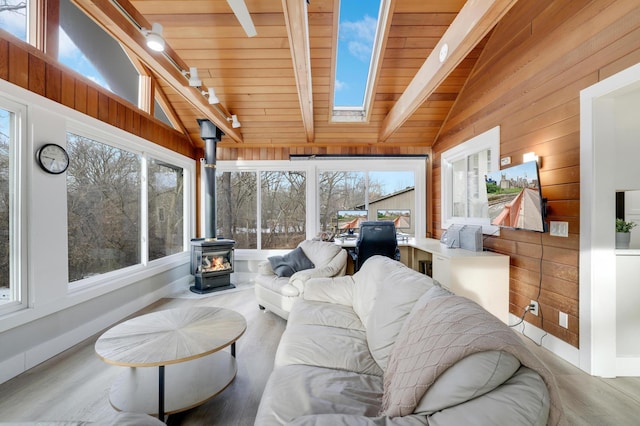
[142,22,165,52]
[187,67,201,87]
[207,87,220,104]
[229,115,241,129]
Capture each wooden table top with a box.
[95,306,246,367]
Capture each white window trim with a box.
[0,97,28,317]
[65,121,195,292]
[441,126,500,235]
[216,157,426,256]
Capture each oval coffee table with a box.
[95,306,246,420]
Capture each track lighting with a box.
[229,115,241,129]
[142,22,165,52]
[188,67,201,87]
[207,87,220,104]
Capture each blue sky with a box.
[0,3,108,88]
[334,0,381,107]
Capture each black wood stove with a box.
[189,119,236,294]
[190,238,235,293]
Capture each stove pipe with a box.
[197,119,224,239]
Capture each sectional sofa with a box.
[255,255,565,425]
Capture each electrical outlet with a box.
[529,300,539,316]
[559,311,568,328]
[550,221,569,237]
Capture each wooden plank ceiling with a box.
[73,0,518,150]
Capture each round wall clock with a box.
[36,143,69,174]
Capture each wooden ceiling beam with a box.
[71,0,243,143]
[379,0,519,142]
[282,0,314,142]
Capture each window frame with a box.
[216,157,426,256]
[440,126,500,235]
[65,120,194,292]
[0,97,28,317]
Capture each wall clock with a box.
[36,143,69,174]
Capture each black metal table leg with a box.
[158,365,165,421]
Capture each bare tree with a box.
[67,134,140,281]
[0,1,26,14]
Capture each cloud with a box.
[58,28,78,59]
[335,80,348,91]
[340,15,377,62]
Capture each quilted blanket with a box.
[381,294,565,425]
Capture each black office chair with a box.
[352,221,400,272]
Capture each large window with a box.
[217,158,424,251]
[319,170,415,235]
[66,133,141,281]
[441,126,500,234]
[0,100,24,312]
[66,132,189,283]
[216,170,307,250]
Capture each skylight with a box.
[332,0,388,122]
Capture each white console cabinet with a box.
[405,238,510,323]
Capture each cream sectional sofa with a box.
[255,255,565,425]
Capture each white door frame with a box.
[579,62,640,377]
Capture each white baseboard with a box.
[509,313,580,369]
[617,357,640,376]
[0,276,189,385]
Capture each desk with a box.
[335,237,509,323]
[95,307,246,420]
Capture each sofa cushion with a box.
[415,350,521,414]
[298,239,344,267]
[425,367,550,426]
[275,322,383,376]
[269,246,315,277]
[289,299,365,332]
[255,364,384,426]
[365,260,434,370]
[350,256,391,326]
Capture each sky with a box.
[334,0,381,107]
[0,2,109,88]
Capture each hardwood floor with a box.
[0,286,638,425]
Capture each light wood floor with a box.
[0,286,638,425]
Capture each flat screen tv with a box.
[377,209,411,230]
[337,210,368,234]
[485,160,546,232]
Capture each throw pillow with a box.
[268,247,315,277]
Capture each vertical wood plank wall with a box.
[0,31,195,159]
[432,0,640,348]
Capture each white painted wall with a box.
[0,79,195,384]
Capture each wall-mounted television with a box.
[377,209,411,230]
[337,210,368,234]
[485,160,546,232]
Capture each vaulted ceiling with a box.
[73,0,518,150]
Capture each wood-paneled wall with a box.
[217,145,430,160]
[0,30,195,159]
[432,0,640,348]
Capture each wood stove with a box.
[190,238,235,293]
[190,119,237,293]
